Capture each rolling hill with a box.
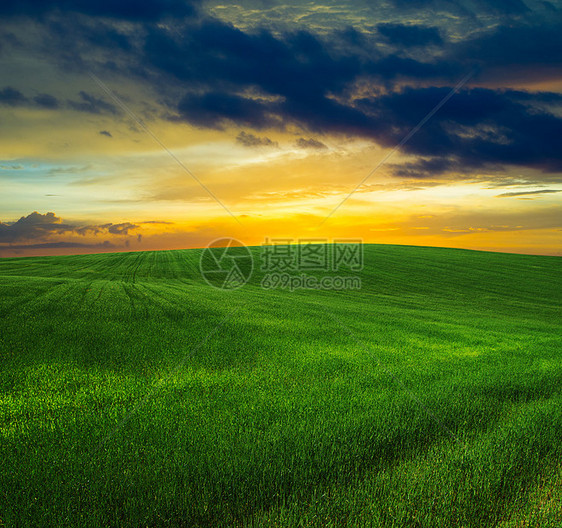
[1,244,561,527]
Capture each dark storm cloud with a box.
[99,130,112,137]
[387,0,531,15]
[0,212,139,243]
[0,0,201,20]
[236,131,277,147]
[456,23,562,81]
[0,87,60,109]
[1,87,101,114]
[178,92,279,129]
[143,20,388,98]
[0,212,73,243]
[3,1,562,179]
[161,19,417,135]
[33,93,59,108]
[481,0,531,14]
[0,86,27,106]
[140,17,562,169]
[542,1,558,10]
[45,18,134,53]
[377,23,443,47]
[1,241,117,250]
[358,87,562,174]
[0,86,113,114]
[390,158,465,179]
[179,78,562,174]
[67,91,119,115]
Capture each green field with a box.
[1,244,561,527]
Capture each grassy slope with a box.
[0,244,561,527]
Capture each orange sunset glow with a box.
[1,1,561,256]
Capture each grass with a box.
[0,244,561,527]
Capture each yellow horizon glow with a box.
[1,104,561,258]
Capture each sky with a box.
[1,0,561,257]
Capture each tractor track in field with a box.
[92,283,107,305]
[1,245,561,526]
[121,282,138,319]
[120,282,151,320]
[126,252,145,284]
[137,282,187,321]
[0,279,72,319]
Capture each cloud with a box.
[99,130,112,137]
[105,222,137,235]
[0,211,72,243]
[0,86,27,106]
[2,241,116,250]
[296,137,327,149]
[236,131,278,147]
[354,87,562,174]
[177,82,562,175]
[496,189,562,198]
[377,23,443,48]
[390,158,465,179]
[67,91,119,115]
[454,23,562,83]
[76,222,139,236]
[0,87,60,109]
[3,1,562,182]
[33,93,59,109]
[123,17,558,175]
[0,211,139,243]
[145,18,450,127]
[387,0,530,15]
[177,91,280,130]
[0,0,202,20]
